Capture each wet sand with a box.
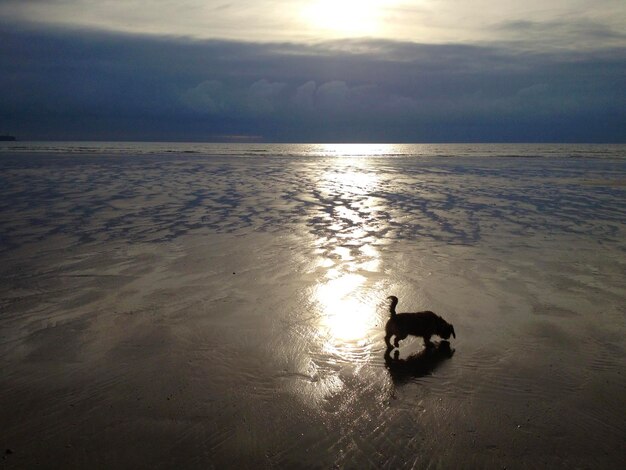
[1,146,625,468]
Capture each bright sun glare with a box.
[310,154,383,348]
[303,0,384,37]
[315,273,376,342]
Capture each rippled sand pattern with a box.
[1,151,624,249]
[0,145,625,468]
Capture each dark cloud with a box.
[497,19,626,44]
[0,24,624,142]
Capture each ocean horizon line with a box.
[2,139,626,145]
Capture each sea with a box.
[0,142,625,468]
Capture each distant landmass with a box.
[0,135,16,141]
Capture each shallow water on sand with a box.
[0,144,625,468]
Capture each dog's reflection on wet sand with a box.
[384,341,455,383]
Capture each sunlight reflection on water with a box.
[315,273,374,342]
[316,143,397,157]
[309,151,387,365]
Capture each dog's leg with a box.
[394,333,407,348]
[424,335,434,348]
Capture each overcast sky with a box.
[1,0,624,141]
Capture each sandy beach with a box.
[1,144,625,468]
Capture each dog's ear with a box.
[451,325,456,338]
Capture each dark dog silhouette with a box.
[384,296,455,350]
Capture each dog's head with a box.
[437,319,456,339]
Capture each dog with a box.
[384,296,455,350]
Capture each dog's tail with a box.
[387,296,398,316]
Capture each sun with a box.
[302,0,384,37]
